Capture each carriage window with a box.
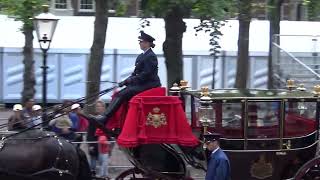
[246,101,280,150]
[220,103,243,138]
[247,101,280,139]
[221,103,242,128]
[284,101,317,138]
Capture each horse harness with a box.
[0,133,76,178]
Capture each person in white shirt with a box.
[31,105,42,128]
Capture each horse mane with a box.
[7,129,55,139]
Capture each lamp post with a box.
[32,5,59,124]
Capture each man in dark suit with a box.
[99,31,161,124]
[205,133,231,180]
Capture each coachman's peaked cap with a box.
[139,31,155,43]
[204,133,221,142]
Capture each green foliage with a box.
[194,19,224,58]
[141,0,194,18]
[193,0,236,58]
[141,0,236,57]
[192,0,236,20]
[141,0,236,19]
[0,0,46,30]
[114,0,128,17]
[303,0,320,20]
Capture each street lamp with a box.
[32,5,59,124]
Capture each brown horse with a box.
[0,129,91,180]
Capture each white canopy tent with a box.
[1,15,320,54]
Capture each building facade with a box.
[48,0,312,21]
[50,0,140,17]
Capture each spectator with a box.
[69,103,88,147]
[87,100,106,175]
[204,133,231,180]
[22,98,35,127]
[49,114,75,141]
[61,100,73,113]
[77,109,89,133]
[97,135,110,178]
[31,105,42,128]
[69,104,80,131]
[69,103,89,132]
[8,104,26,131]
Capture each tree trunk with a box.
[85,0,108,115]
[21,25,36,105]
[163,6,186,88]
[235,0,251,88]
[268,0,283,89]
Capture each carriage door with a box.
[283,100,318,149]
[245,100,281,150]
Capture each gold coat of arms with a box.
[250,154,273,179]
[146,107,167,128]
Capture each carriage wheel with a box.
[294,157,320,180]
[115,168,149,180]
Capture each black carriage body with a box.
[121,144,187,180]
[182,88,320,180]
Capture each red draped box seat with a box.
[105,87,166,130]
[117,88,199,148]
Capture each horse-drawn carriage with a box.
[109,80,320,180]
[184,81,320,180]
[1,79,320,180]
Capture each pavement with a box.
[0,108,205,179]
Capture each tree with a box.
[85,0,109,115]
[267,0,284,89]
[0,0,46,104]
[141,0,234,88]
[234,0,252,88]
[304,0,320,21]
[267,0,320,89]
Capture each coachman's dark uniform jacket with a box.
[123,48,161,91]
[117,48,161,100]
[100,47,161,123]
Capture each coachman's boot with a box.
[97,97,123,125]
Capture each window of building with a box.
[79,0,94,11]
[55,0,67,9]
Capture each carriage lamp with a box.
[313,85,320,97]
[297,84,306,91]
[169,83,181,96]
[32,5,59,125]
[198,87,214,135]
[286,79,296,91]
[179,80,190,90]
